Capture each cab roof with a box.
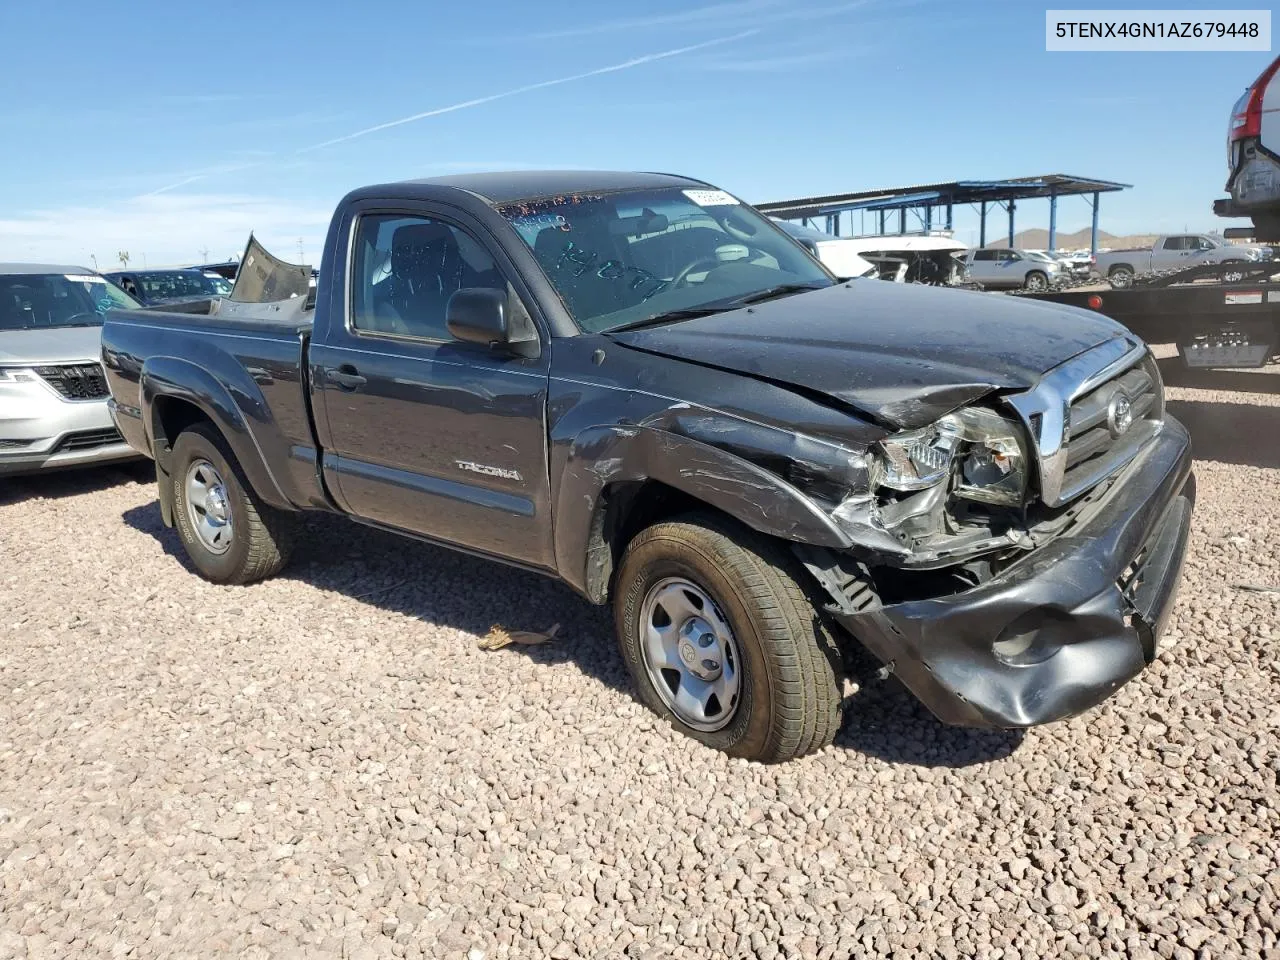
[377,170,713,206]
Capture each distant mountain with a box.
[985,227,1157,252]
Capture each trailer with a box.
[1018,262,1280,370]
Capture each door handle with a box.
[328,365,366,390]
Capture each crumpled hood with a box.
[608,281,1128,430]
[0,326,103,366]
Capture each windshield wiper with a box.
[604,302,742,333]
[724,281,831,306]
[604,282,831,334]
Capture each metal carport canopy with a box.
[755,174,1131,252]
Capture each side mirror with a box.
[446,287,540,359]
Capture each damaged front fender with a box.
[553,423,854,601]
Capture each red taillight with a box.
[1231,55,1280,142]
[1087,295,1103,310]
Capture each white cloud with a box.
[0,192,333,268]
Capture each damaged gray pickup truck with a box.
[101,171,1195,762]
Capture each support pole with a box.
[946,202,953,231]
[1090,192,1100,254]
[1048,193,1058,250]
[924,205,932,233]
[899,208,906,235]
[878,210,886,234]
[1007,200,1015,249]
[979,202,987,247]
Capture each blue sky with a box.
[0,0,1272,266]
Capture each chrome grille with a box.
[1006,338,1162,508]
[1060,354,1163,498]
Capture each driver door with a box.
[312,205,555,569]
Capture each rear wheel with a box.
[614,513,842,763]
[170,423,295,584]
[1108,264,1135,289]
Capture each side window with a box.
[1162,236,1187,251]
[349,213,506,340]
[973,249,996,262]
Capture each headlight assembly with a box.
[949,408,1029,506]
[873,408,1028,506]
[874,422,961,491]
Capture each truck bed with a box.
[101,298,327,512]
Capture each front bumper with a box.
[836,416,1195,728]
[0,377,139,477]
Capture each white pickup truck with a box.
[1093,233,1268,287]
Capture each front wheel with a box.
[170,423,296,584]
[614,513,843,763]
[1022,270,1048,292]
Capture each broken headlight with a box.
[874,422,961,491]
[873,408,1028,506]
[948,408,1029,506]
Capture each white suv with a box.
[962,248,1069,291]
[0,265,143,476]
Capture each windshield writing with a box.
[499,187,832,333]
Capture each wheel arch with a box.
[554,425,852,604]
[141,357,291,524]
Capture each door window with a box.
[1161,236,1189,251]
[349,214,507,340]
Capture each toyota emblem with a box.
[1107,392,1134,437]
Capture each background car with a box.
[962,247,1069,291]
[0,264,143,476]
[105,268,225,306]
[770,220,877,279]
[833,234,969,284]
[1026,248,1093,279]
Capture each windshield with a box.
[499,187,834,333]
[1026,251,1055,262]
[0,273,140,331]
[134,271,220,301]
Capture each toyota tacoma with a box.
[101,171,1195,762]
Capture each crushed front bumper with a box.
[837,416,1195,729]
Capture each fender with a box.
[141,356,293,524]
[554,424,853,600]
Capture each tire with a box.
[170,422,296,584]
[1022,270,1048,292]
[1221,259,1245,283]
[614,513,842,763]
[1108,265,1135,289]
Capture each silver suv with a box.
[962,248,1069,291]
[1,264,143,476]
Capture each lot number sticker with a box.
[683,189,740,207]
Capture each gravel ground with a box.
[1,350,1277,959]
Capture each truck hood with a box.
[0,326,103,366]
[608,281,1127,430]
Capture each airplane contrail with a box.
[296,30,759,154]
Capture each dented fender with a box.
[553,423,853,600]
